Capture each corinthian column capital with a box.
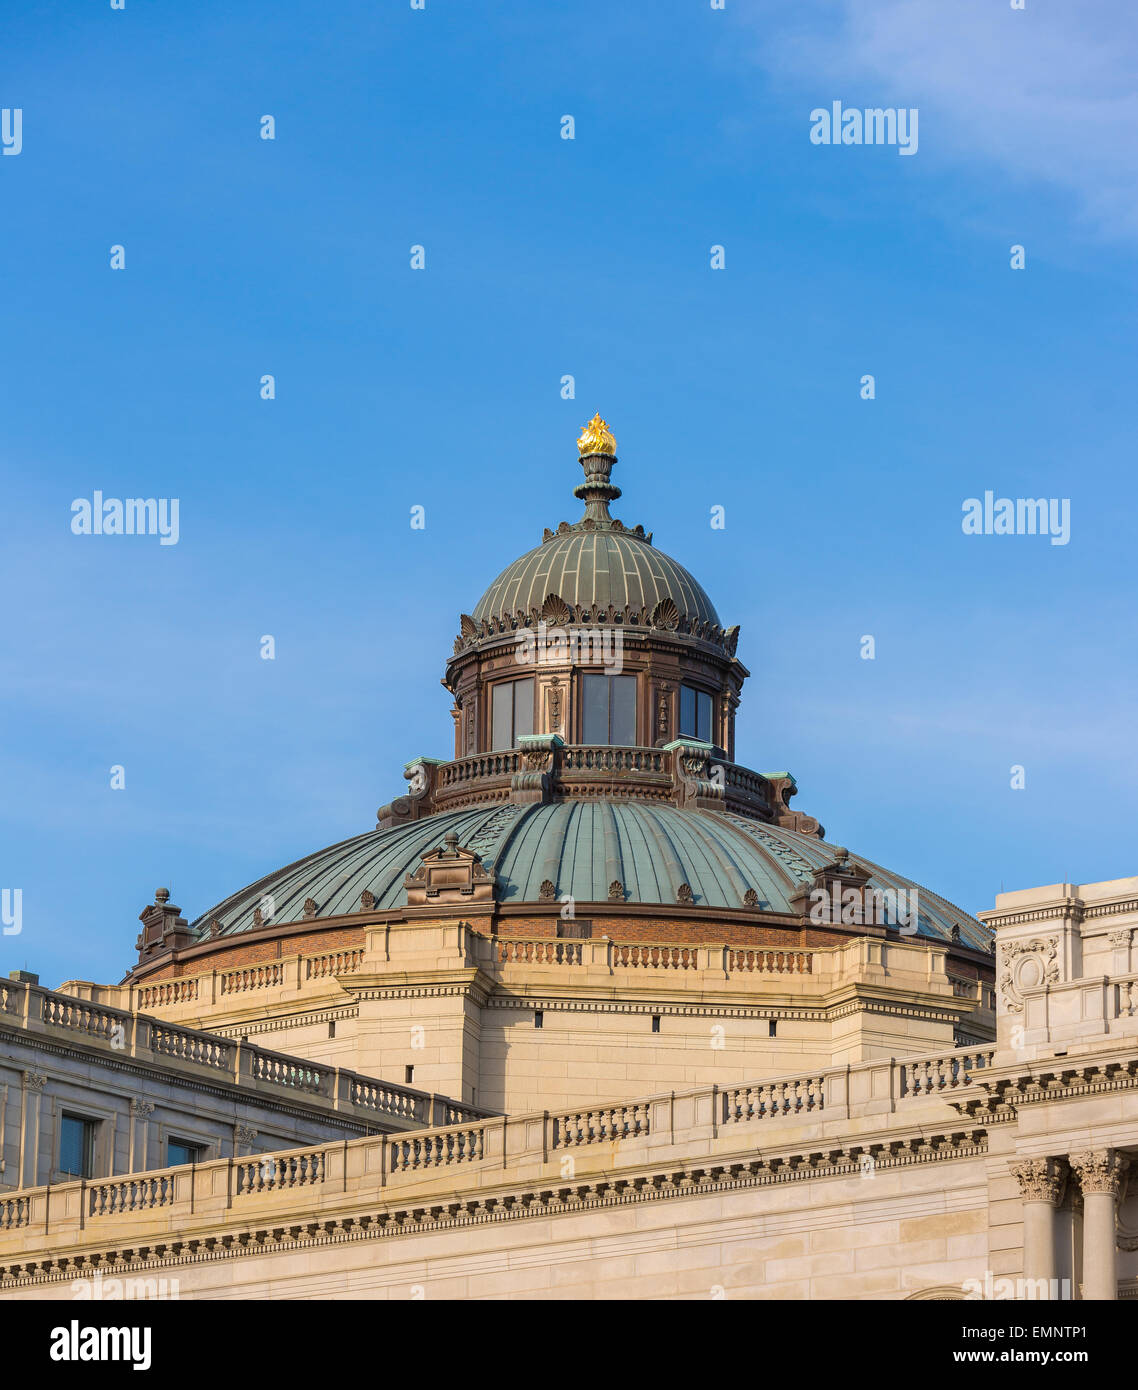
[1009,1156,1067,1204]
[1070,1149,1129,1198]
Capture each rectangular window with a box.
[167,1139,202,1167]
[491,682,512,751]
[405,1065,414,1085]
[652,1015,661,1034]
[610,673,636,745]
[534,1010,544,1029]
[768,1020,777,1038]
[556,920,592,939]
[679,684,713,743]
[582,673,637,745]
[491,677,534,750]
[582,673,607,744]
[59,1114,95,1179]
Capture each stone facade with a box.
[1,876,1136,1300]
[62,924,992,1116]
[0,977,489,1195]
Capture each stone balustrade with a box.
[126,942,369,1015]
[555,1103,650,1145]
[136,978,199,1008]
[86,934,995,1062]
[727,947,812,974]
[496,938,585,966]
[0,1196,29,1230]
[89,1174,177,1216]
[81,936,954,1013]
[486,937,815,975]
[387,743,781,823]
[2,980,492,1132]
[899,1049,994,1098]
[611,942,700,970]
[306,948,365,980]
[0,1042,996,1247]
[222,963,287,995]
[723,1076,826,1122]
[237,1149,327,1195]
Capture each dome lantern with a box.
[444,423,745,764]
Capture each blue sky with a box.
[2,0,1135,985]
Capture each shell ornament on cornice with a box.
[540,593,573,626]
[652,597,680,631]
[452,601,738,656]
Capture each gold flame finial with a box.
[576,413,616,457]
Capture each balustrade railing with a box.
[388,1126,485,1172]
[723,1076,825,1122]
[306,948,364,979]
[497,939,584,966]
[0,1196,29,1230]
[559,746,668,775]
[40,995,120,1042]
[350,1080,424,1124]
[150,1022,231,1071]
[728,948,812,974]
[611,943,699,970]
[899,1049,994,1098]
[236,1148,327,1195]
[89,1174,177,1216]
[249,1050,324,1094]
[221,963,286,995]
[0,1040,1007,1244]
[438,752,520,787]
[137,978,199,1009]
[554,1103,650,1146]
[12,981,490,1131]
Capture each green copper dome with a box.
[189,800,991,953]
[472,529,721,631]
[456,444,733,648]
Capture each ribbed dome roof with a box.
[472,530,721,630]
[189,801,991,952]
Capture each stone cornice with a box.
[980,895,1138,930]
[956,1052,1138,1116]
[1085,898,1138,919]
[341,967,493,1008]
[209,1005,359,1040]
[979,903,1084,929]
[481,992,981,1031]
[0,1126,988,1291]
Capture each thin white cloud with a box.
[749,0,1138,238]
